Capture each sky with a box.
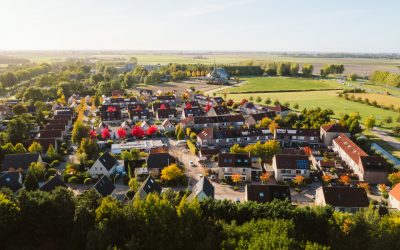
[0,0,399,52]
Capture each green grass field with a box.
[223,90,400,128]
[225,77,343,93]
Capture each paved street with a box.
[372,128,400,150]
[168,139,244,201]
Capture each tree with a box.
[269,121,279,134]
[161,164,184,184]
[24,168,39,191]
[72,121,90,144]
[340,175,350,185]
[303,146,312,156]
[12,104,27,115]
[260,117,272,128]
[14,143,26,153]
[293,175,305,186]
[176,129,185,140]
[230,144,247,154]
[260,172,271,184]
[28,141,43,153]
[322,175,332,184]
[46,144,58,161]
[364,115,376,130]
[101,127,111,140]
[116,127,127,139]
[231,173,241,185]
[383,116,392,124]
[146,125,158,136]
[290,63,299,76]
[128,178,140,192]
[7,117,29,144]
[388,172,400,185]
[302,64,314,77]
[131,125,144,138]
[0,72,18,88]
[0,193,20,237]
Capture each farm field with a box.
[223,90,400,128]
[3,51,400,75]
[349,93,400,109]
[224,77,343,93]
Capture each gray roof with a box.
[187,177,214,201]
[2,153,40,172]
[147,152,175,169]
[135,176,161,199]
[40,175,67,192]
[94,175,115,197]
[97,152,118,171]
[0,172,22,192]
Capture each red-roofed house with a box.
[389,184,400,210]
[320,123,350,146]
[333,134,388,184]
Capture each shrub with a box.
[68,176,79,184]
[46,168,57,179]
[83,178,92,185]
[50,160,60,168]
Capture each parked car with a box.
[189,160,195,167]
[209,175,217,181]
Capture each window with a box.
[296,170,301,174]
[242,168,247,172]
[236,138,240,142]
[259,192,264,197]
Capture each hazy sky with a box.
[1,0,399,52]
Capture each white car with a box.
[209,175,217,181]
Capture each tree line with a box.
[370,71,400,87]
[0,187,399,250]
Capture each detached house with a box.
[320,123,350,146]
[218,153,252,181]
[146,149,175,174]
[315,186,369,212]
[94,175,116,197]
[206,106,230,116]
[271,154,310,182]
[159,119,175,133]
[135,176,161,200]
[333,134,388,184]
[89,152,119,177]
[245,184,291,203]
[187,176,214,202]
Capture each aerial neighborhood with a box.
[0,56,400,249]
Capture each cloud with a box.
[174,0,256,17]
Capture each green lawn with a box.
[224,90,400,128]
[225,77,343,93]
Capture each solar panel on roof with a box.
[296,160,309,169]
